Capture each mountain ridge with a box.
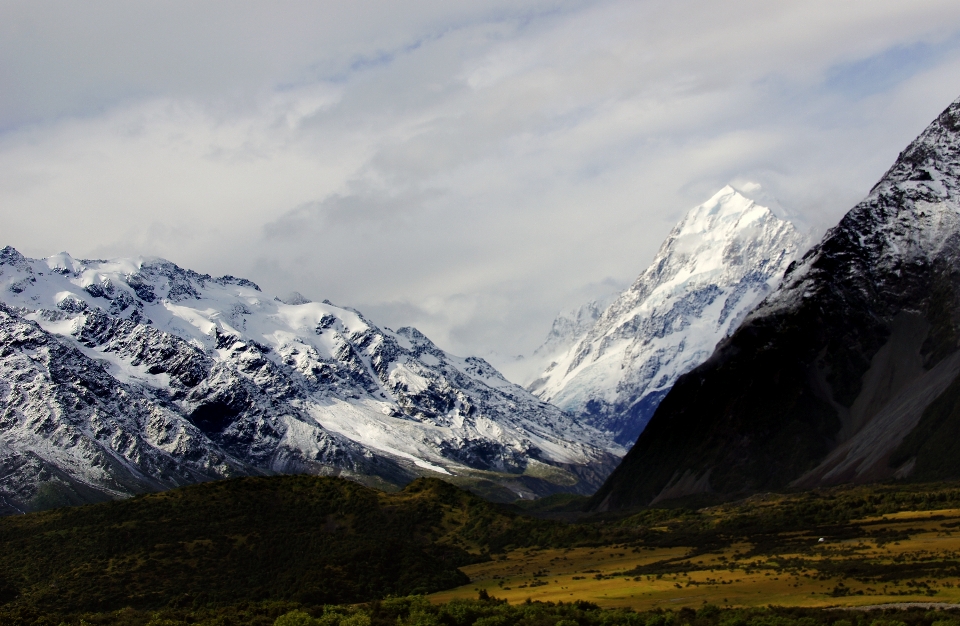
[0,248,623,513]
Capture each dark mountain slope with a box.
[590,96,960,511]
[0,475,556,613]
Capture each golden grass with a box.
[429,509,960,611]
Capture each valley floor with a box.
[431,508,960,610]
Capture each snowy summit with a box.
[528,186,806,445]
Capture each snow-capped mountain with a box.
[529,186,805,445]
[591,95,960,510]
[0,248,622,513]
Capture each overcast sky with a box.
[3,1,960,380]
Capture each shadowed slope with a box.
[0,475,546,613]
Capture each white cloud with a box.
[2,1,960,378]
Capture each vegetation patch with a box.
[7,476,960,621]
[0,475,542,613]
[8,594,960,626]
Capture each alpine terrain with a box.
[0,249,622,513]
[528,186,804,445]
[591,95,960,511]
[506,297,613,388]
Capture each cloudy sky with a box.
[3,1,960,380]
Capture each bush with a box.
[276,610,320,626]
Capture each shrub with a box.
[276,610,320,626]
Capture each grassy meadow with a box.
[432,502,960,610]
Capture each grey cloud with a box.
[0,1,585,130]
[3,2,960,377]
[823,34,960,99]
[264,189,443,239]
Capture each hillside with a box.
[0,475,558,614]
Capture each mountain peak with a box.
[674,185,775,240]
[529,186,805,445]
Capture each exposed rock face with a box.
[529,187,803,445]
[0,251,622,512]
[590,96,960,511]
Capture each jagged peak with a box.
[529,184,805,444]
[754,98,960,321]
[615,186,798,305]
[278,291,311,305]
[672,185,783,241]
[396,326,437,348]
[44,251,83,274]
[0,246,30,271]
[873,95,960,192]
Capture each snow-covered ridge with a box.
[529,186,805,445]
[0,247,622,512]
[755,99,960,322]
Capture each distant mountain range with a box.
[528,186,805,445]
[0,249,622,513]
[591,96,960,510]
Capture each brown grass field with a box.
[430,508,960,610]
